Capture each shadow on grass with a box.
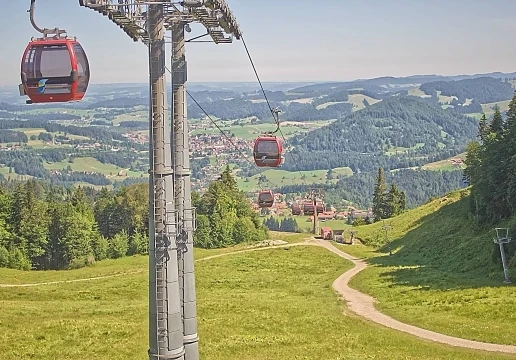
[365,196,515,290]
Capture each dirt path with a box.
[0,270,145,288]
[316,239,516,354]
[196,241,318,262]
[2,238,516,354]
[0,241,317,288]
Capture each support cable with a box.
[241,36,310,188]
[183,86,279,191]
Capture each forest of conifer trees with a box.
[465,94,516,223]
[193,166,268,249]
[0,167,266,270]
[0,180,149,270]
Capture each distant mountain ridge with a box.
[3,70,516,94]
[287,72,516,93]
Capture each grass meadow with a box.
[1,237,512,359]
[335,190,516,346]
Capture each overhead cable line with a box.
[241,35,310,188]
[241,37,274,115]
[184,86,279,191]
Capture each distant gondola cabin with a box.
[316,202,325,214]
[253,136,284,167]
[303,202,315,216]
[258,190,274,208]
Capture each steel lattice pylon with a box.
[79,1,242,359]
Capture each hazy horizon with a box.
[3,68,516,89]
[2,0,516,86]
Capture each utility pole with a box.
[79,1,242,359]
[381,220,393,256]
[309,188,322,235]
[494,228,512,284]
[348,230,357,245]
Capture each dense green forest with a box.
[186,96,353,122]
[283,96,478,172]
[277,168,464,209]
[0,168,265,271]
[0,180,149,271]
[463,95,516,266]
[420,77,514,104]
[465,94,516,224]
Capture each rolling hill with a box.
[419,76,514,104]
[283,96,478,172]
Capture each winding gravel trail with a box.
[316,239,516,354]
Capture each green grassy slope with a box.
[0,243,510,359]
[339,189,516,345]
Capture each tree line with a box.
[0,166,265,271]
[0,130,28,143]
[465,94,516,223]
[0,180,148,270]
[263,216,300,233]
[276,168,464,210]
[463,94,516,268]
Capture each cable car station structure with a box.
[76,1,242,359]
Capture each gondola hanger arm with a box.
[271,106,282,134]
[28,0,67,38]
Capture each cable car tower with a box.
[307,188,324,235]
[79,1,241,359]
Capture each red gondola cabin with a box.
[20,38,90,104]
[258,190,274,208]
[253,136,284,167]
[303,202,315,216]
[291,203,301,215]
[316,202,325,214]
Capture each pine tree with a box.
[194,215,213,248]
[398,190,406,213]
[490,105,504,136]
[478,113,489,143]
[489,108,510,218]
[503,93,516,211]
[372,168,386,221]
[383,184,399,218]
[94,187,115,238]
[195,168,267,248]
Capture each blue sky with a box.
[1,0,516,85]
